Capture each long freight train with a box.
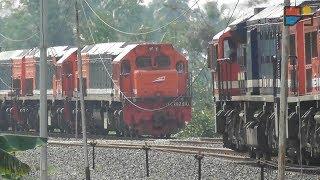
[208,1,320,164]
[0,42,192,137]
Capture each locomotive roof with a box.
[1,46,70,60]
[229,8,255,27]
[27,46,69,58]
[113,43,178,63]
[0,50,26,61]
[82,42,126,56]
[211,0,320,42]
[247,4,283,23]
[36,46,69,58]
[248,0,320,24]
[57,48,78,64]
[112,44,139,63]
[212,27,231,41]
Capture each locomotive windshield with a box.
[155,55,170,68]
[136,57,152,69]
[121,60,131,75]
[223,40,231,59]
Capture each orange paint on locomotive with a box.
[112,44,191,136]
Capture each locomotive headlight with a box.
[314,111,320,124]
[176,61,184,73]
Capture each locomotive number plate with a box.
[172,101,191,107]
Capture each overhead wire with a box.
[81,0,186,112]
[48,0,74,57]
[81,0,240,111]
[83,0,201,36]
[167,0,213,29]
[223,0,240,33]
[0,71,12,89]
[80,0,212,112]
[0,32,38,42]
[196,1,214,28]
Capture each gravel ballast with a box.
[15,139,320,180]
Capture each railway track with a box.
[0,130,159,141]
[8,129,319,174]
[48,139,249,161]
[258,160,320,174]
[169,138,223,145]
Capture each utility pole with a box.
[39,0,48,179]
[75,91,78,139]
[278,0,290,179]
[75,0,90,179]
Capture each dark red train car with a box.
[54,47,78,98]
[1,47,67,131]
[12,49,38,96]
[209,1,320,164]
[209,27,242,100]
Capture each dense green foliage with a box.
[0,0,267,137]
[0,134,47,179]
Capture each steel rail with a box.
[48,140,250,161]
[199,137,223,142]
[47,139,320,174]
[260,160,320,174]
[169,139,223,145]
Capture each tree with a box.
[0,0,231,138]
[0,0,75,50]
[0,134,46,179]
[247,0,270,7]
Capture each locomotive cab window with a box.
[223,39,236,61]
[155,55,170,68]
[136,57,152,69]
[213,44,218,68]
[289,34,296,57]
[207,44,218,69]
[176,61,184,73]
[237,44,246,67]
[305,31,318,64]
[121,60,131,75]
[311,31,318,58]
